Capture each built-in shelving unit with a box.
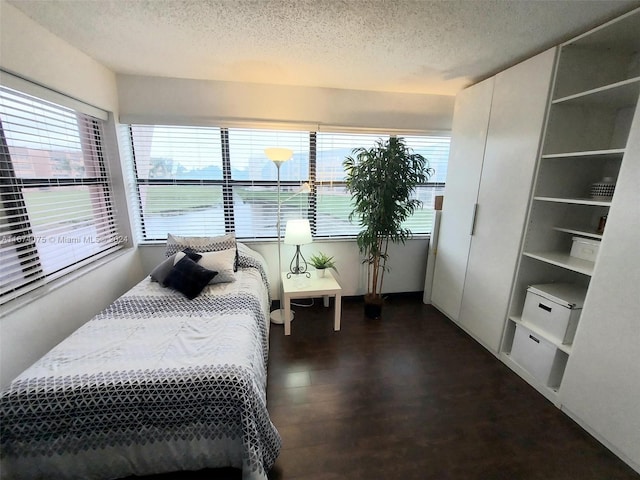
[500,9,640,404]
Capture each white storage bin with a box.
[510,324,563,387]
[522,283,586,344]
[570,236,600,262]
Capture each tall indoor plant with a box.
[344,137,434,318]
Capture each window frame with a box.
[128,125,449,243]
[0,84,122,304]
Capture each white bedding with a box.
[0,249,280,480]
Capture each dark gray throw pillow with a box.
[164,256,217,300]
[150,248,202,283]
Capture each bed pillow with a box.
[237,242,267,272]
[163,255,217,300]
[172,249,204,265]
[165,233,238,271]
[197,248,237,284]
[150,248,202,284]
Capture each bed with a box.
[0,238,281,480]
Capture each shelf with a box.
[533,196,611,206]
[562,8,640,51]
[552,77,640,108]
[499,352,561,406]
[541,149,625,161]
[508,316,573,354]
[553,227,603,240]
[523,251,595,275]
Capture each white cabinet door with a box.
[458,49,556,353]
[431,77,494,320]
[559,105,640,471]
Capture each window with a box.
[128,125,449,242]
[315,133,448,237]
[227,128,310,238]
[0,85,121,303]
[130,125,226,240]
[129,126,311,240]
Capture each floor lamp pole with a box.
[267,152,294,325]
[276,162,283,311]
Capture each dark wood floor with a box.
[130,294,639,480]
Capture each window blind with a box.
[315,132,448,237]
[401,134,448,233]
[227,128,310,239]
[128,126,449,242]
[129,126,311,241]
[129,125,226,240]
[315,133,382,237]
[0,85,121,303]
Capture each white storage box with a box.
[570,236,600,262]
[510,324,565,387]
[522,283,587,345]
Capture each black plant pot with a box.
[363,296,383,319]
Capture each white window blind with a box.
[315,132,448,237]
[128,126,449,242]
[129,126,310,241]
[129,125,226,240]
[401,134,448,233]
[315,133,382,237]
[228,128,310,239]
[0,85,121,303]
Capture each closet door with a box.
[431,77,493,320]
[458,49,556,353]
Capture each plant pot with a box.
[317,268,326,278]
[363,294,383,319]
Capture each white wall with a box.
[117,75,454,132]
[0,1,118,113]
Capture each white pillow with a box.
[165,232,238,271]
[197,248,237,284]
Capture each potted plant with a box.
[309,252,338,277]
[344,137,433,319]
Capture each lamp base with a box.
[270,308,294,325]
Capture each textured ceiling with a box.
[7,0,640,96]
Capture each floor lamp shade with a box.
[265,147,293,164]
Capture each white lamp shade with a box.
[264,147,293,163]
[284,219,312,245]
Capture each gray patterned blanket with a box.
[0,256,280,480]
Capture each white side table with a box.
[281,270,342,336]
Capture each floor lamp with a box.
[265,147,294,325]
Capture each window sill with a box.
[137,234,432,247]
